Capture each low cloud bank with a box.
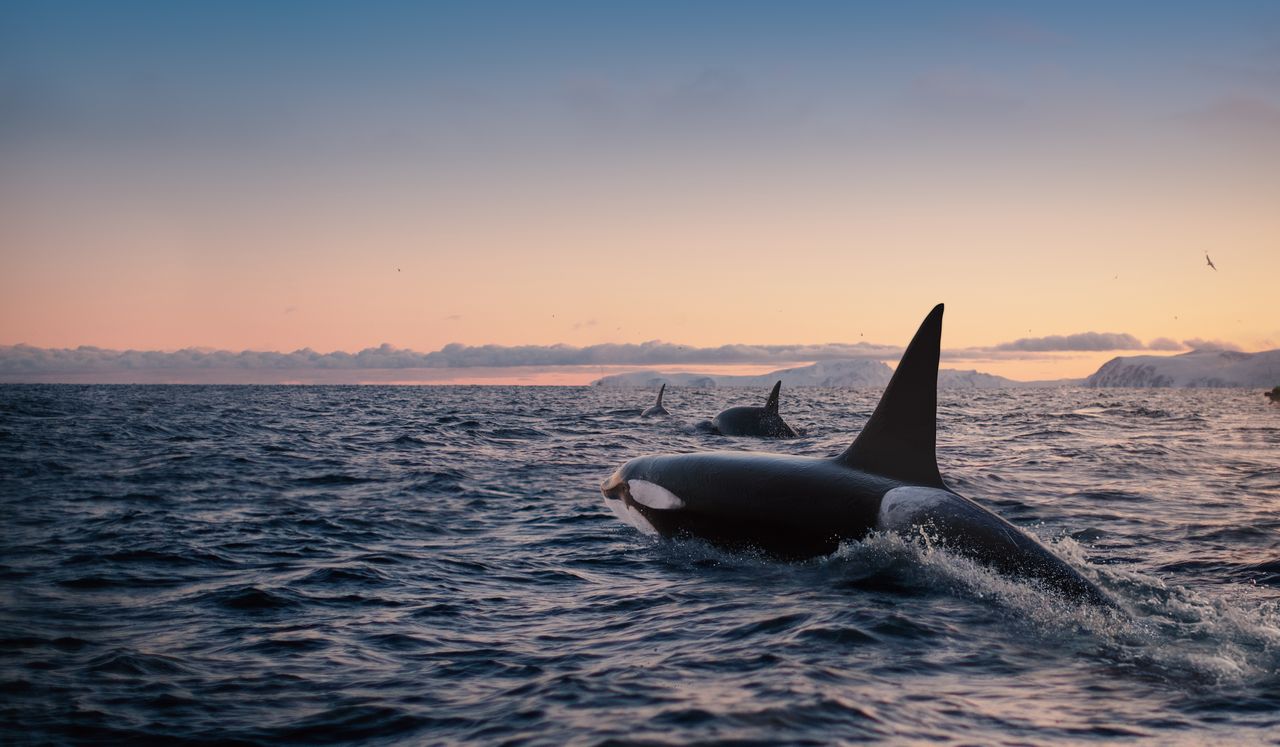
[993,332,1152,352]
[0,331,1203,374]
[1,343,436,372]
[424,341,904,367]
[0,341,903,373]
[1181,338,1242,352]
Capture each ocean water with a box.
[1,384,1278,745]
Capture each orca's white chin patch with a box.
[605,495,659,535]
[876,485,957,532]
[627,480,685,510]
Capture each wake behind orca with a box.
[602,304,1112,606]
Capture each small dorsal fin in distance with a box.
[655,383,665,407]
[836,304,945,487]
[765,381,781,413]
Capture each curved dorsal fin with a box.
[764,381,781,413]
[836,304,945,487]
[655,383,665,407]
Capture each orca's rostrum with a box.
[601,304,1111,605]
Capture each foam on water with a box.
[833,531,1280,689]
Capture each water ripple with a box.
[1,384,1278,743]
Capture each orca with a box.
[602,304,1112,606]
[710,381,798,438]
[641,384,669,417]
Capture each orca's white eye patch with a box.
[627,480,685,510]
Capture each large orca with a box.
[641,384,669,418]
[602,304,1112,606]
[710,381,798,438]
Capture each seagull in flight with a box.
[1205,253,1217,271]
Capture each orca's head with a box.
[600,456,688,535]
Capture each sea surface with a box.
[2,384,1278,745]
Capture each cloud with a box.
[1,331,1237,376]
[419,341,902,367]
[1183,95,1280,132]
[560,77,624,130]
[1182,338,1242,352]
[557,66,811,145]
[908,66,1025,118]
[0,343,442,372]
[991,332,1147,352]
[1197,39,1280,91]
[0,341,905,373]
[560,68,752,132]
[977,16,1068,47]
[657,68,749,122]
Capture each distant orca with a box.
[710,381,797,438]
[641,384,669,417]
[602,304,1112,606]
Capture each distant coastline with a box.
[2,346,1275,387]
[593,349,1280,390]
[591,359,1078,389]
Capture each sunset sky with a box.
[2,2,1277,382]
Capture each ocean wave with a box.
[2,384,1278,744]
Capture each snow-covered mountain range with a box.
[1084,349,1280,388]
[592,359,1061,389]
[592,348,1280,389]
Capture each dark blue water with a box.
[2,384,1278,744]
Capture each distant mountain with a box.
[592,359,892,389]
[1085,349,1280,388]
[937,369,1077,389]
[591,359,1071,389]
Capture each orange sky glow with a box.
[2,5,1277,384]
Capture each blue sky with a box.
[2,2,1278,382]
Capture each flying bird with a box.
[1205,253,1217,271]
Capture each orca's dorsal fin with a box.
[655,383,665,407]
[764,381,781,413]
[836,304,945,487]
